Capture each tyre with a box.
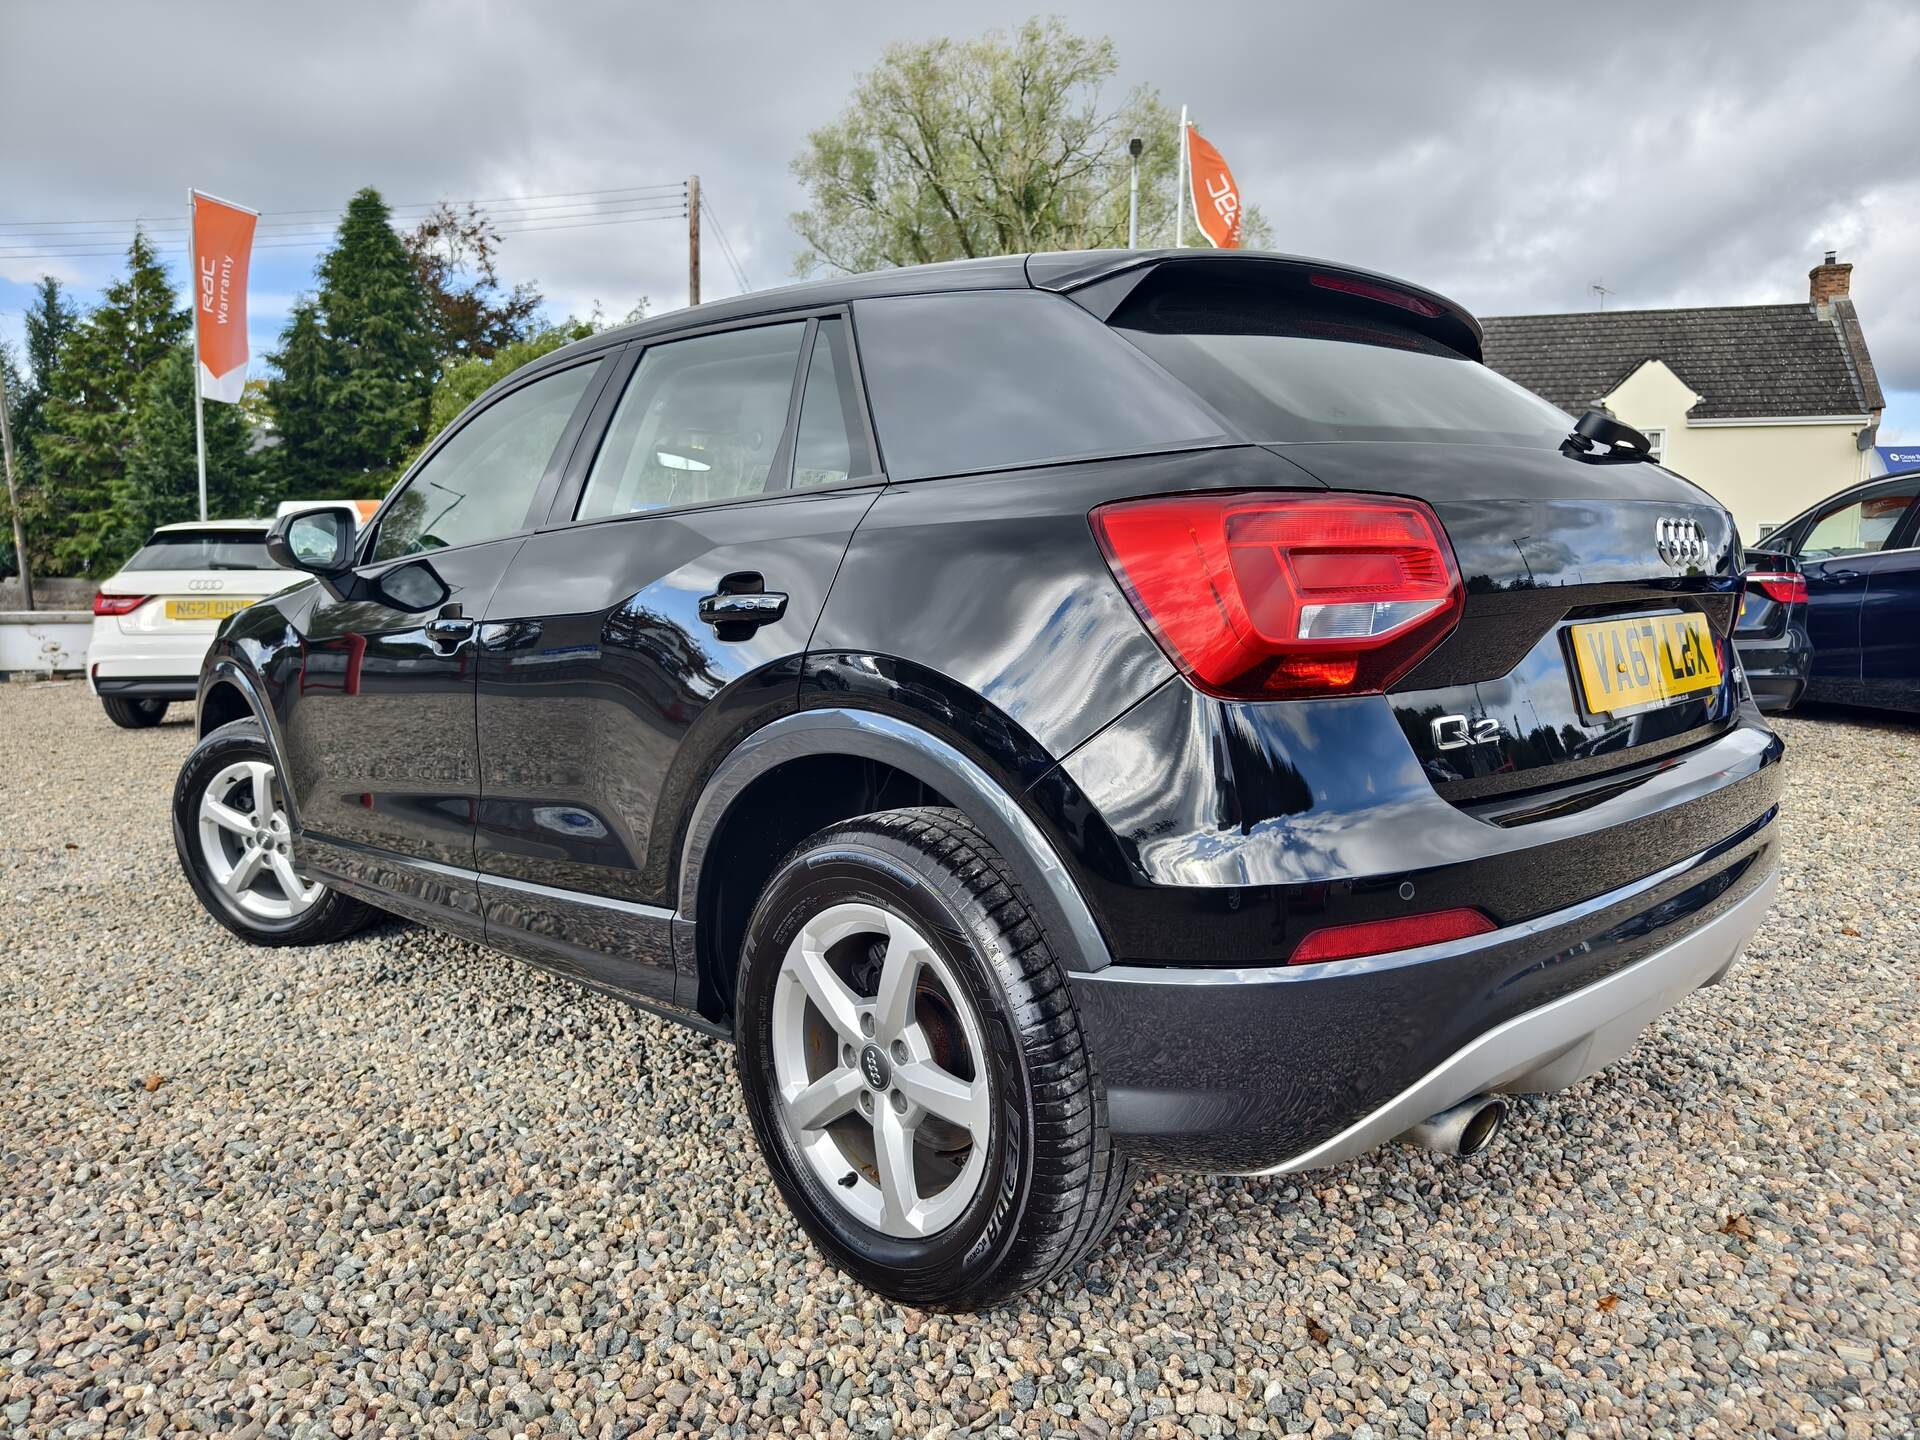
[172,718,377,946]
[102,695,168,728]
[735,807,1134,1309]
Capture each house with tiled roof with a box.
[1482,253,1884,540]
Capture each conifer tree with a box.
[113,342,267,558]
[34,233,188,573]
[265,299,333,502]
[266,188,435,496]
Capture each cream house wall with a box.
[1602,359,1869,542]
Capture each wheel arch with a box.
[679,708,1115,1026]
[197,677,254,735]
[196,658,303,828]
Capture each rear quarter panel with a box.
[805,445,1322,778]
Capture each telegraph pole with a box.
[0,359,33,611]
[687,174,701,307]
[1127,137,1143,248]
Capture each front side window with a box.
[1799,483,1920,560]
[371,361,597,563]
[576,323,807,520]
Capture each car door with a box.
[281,355,610,925]
[1792,476,1920,703]
[1857,495,1920,712]
[473,312,884,1006]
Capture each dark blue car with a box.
[1736,469,1920,714]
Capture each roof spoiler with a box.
[1026,249,1484,363]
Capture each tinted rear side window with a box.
[1110,270,1571,448]
[853,291,1226,481]
[122,531,273,571]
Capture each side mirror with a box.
[267,506,357,575]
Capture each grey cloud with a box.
[3,0,1915,408]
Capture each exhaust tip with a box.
[1401,1094,1508,1158]
[1456,1098,1506,1156]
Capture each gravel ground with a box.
[1,680,1915,1440]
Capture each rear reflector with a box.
[1289,908,1497,966]
[1745,572,1807,606]
[1091,491,1464,700]
[92,592,149,616]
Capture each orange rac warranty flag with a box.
[1185,126,1245,249]
[190,191,257,403]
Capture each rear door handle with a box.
[698,591,788,627]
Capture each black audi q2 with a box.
[175,250,1783,1308]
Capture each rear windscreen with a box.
[122,531,274,571]
[1109,271,1573,448]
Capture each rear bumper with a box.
[1746,675,1804,712]
[1071,813,1779,1173]
[93,677,200,701]
[1735,627,1810,712]
[86,619,216,693]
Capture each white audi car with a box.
[88,520,294,728]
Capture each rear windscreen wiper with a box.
[1560,409,1656,465]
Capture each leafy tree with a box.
[111,341,268,558]
[790,18,1267,275]
[266,188,435,497]
[408,303,642,466]
[34,232,189,574]
[421,325,585,449]
[403,201,544,363]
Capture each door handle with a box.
[425,607,475,650]
[698,591,788,627]
[1823,569,1862,585]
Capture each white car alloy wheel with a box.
[196,759,323,922]
[770,901,993,1239]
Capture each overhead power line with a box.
[0,200,691,260]
[699,192,752,294]
[0,182,687,232]
[0,183,692,262]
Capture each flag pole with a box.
[1174,105,1188,248]
[186,188,209,522]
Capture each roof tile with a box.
[1480,305,1871,420]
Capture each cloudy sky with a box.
[4,0,1917,439]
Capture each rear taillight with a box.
[1289,908,1497,966]
[92,592,149,616]
[1745,572,1806,606]
[1091,491,1464,700]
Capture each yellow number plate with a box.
[1570,612,1721,714]
[164,598,252,621]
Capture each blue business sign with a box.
[1877,445,1920,472]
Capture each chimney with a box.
[1809,249,1852,308]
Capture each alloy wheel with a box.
[196,759,323,922]
[770,901,992,1238]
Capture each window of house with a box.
[372,362,597,563]
[576,324,807,519]
[1642,428,1665,462]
